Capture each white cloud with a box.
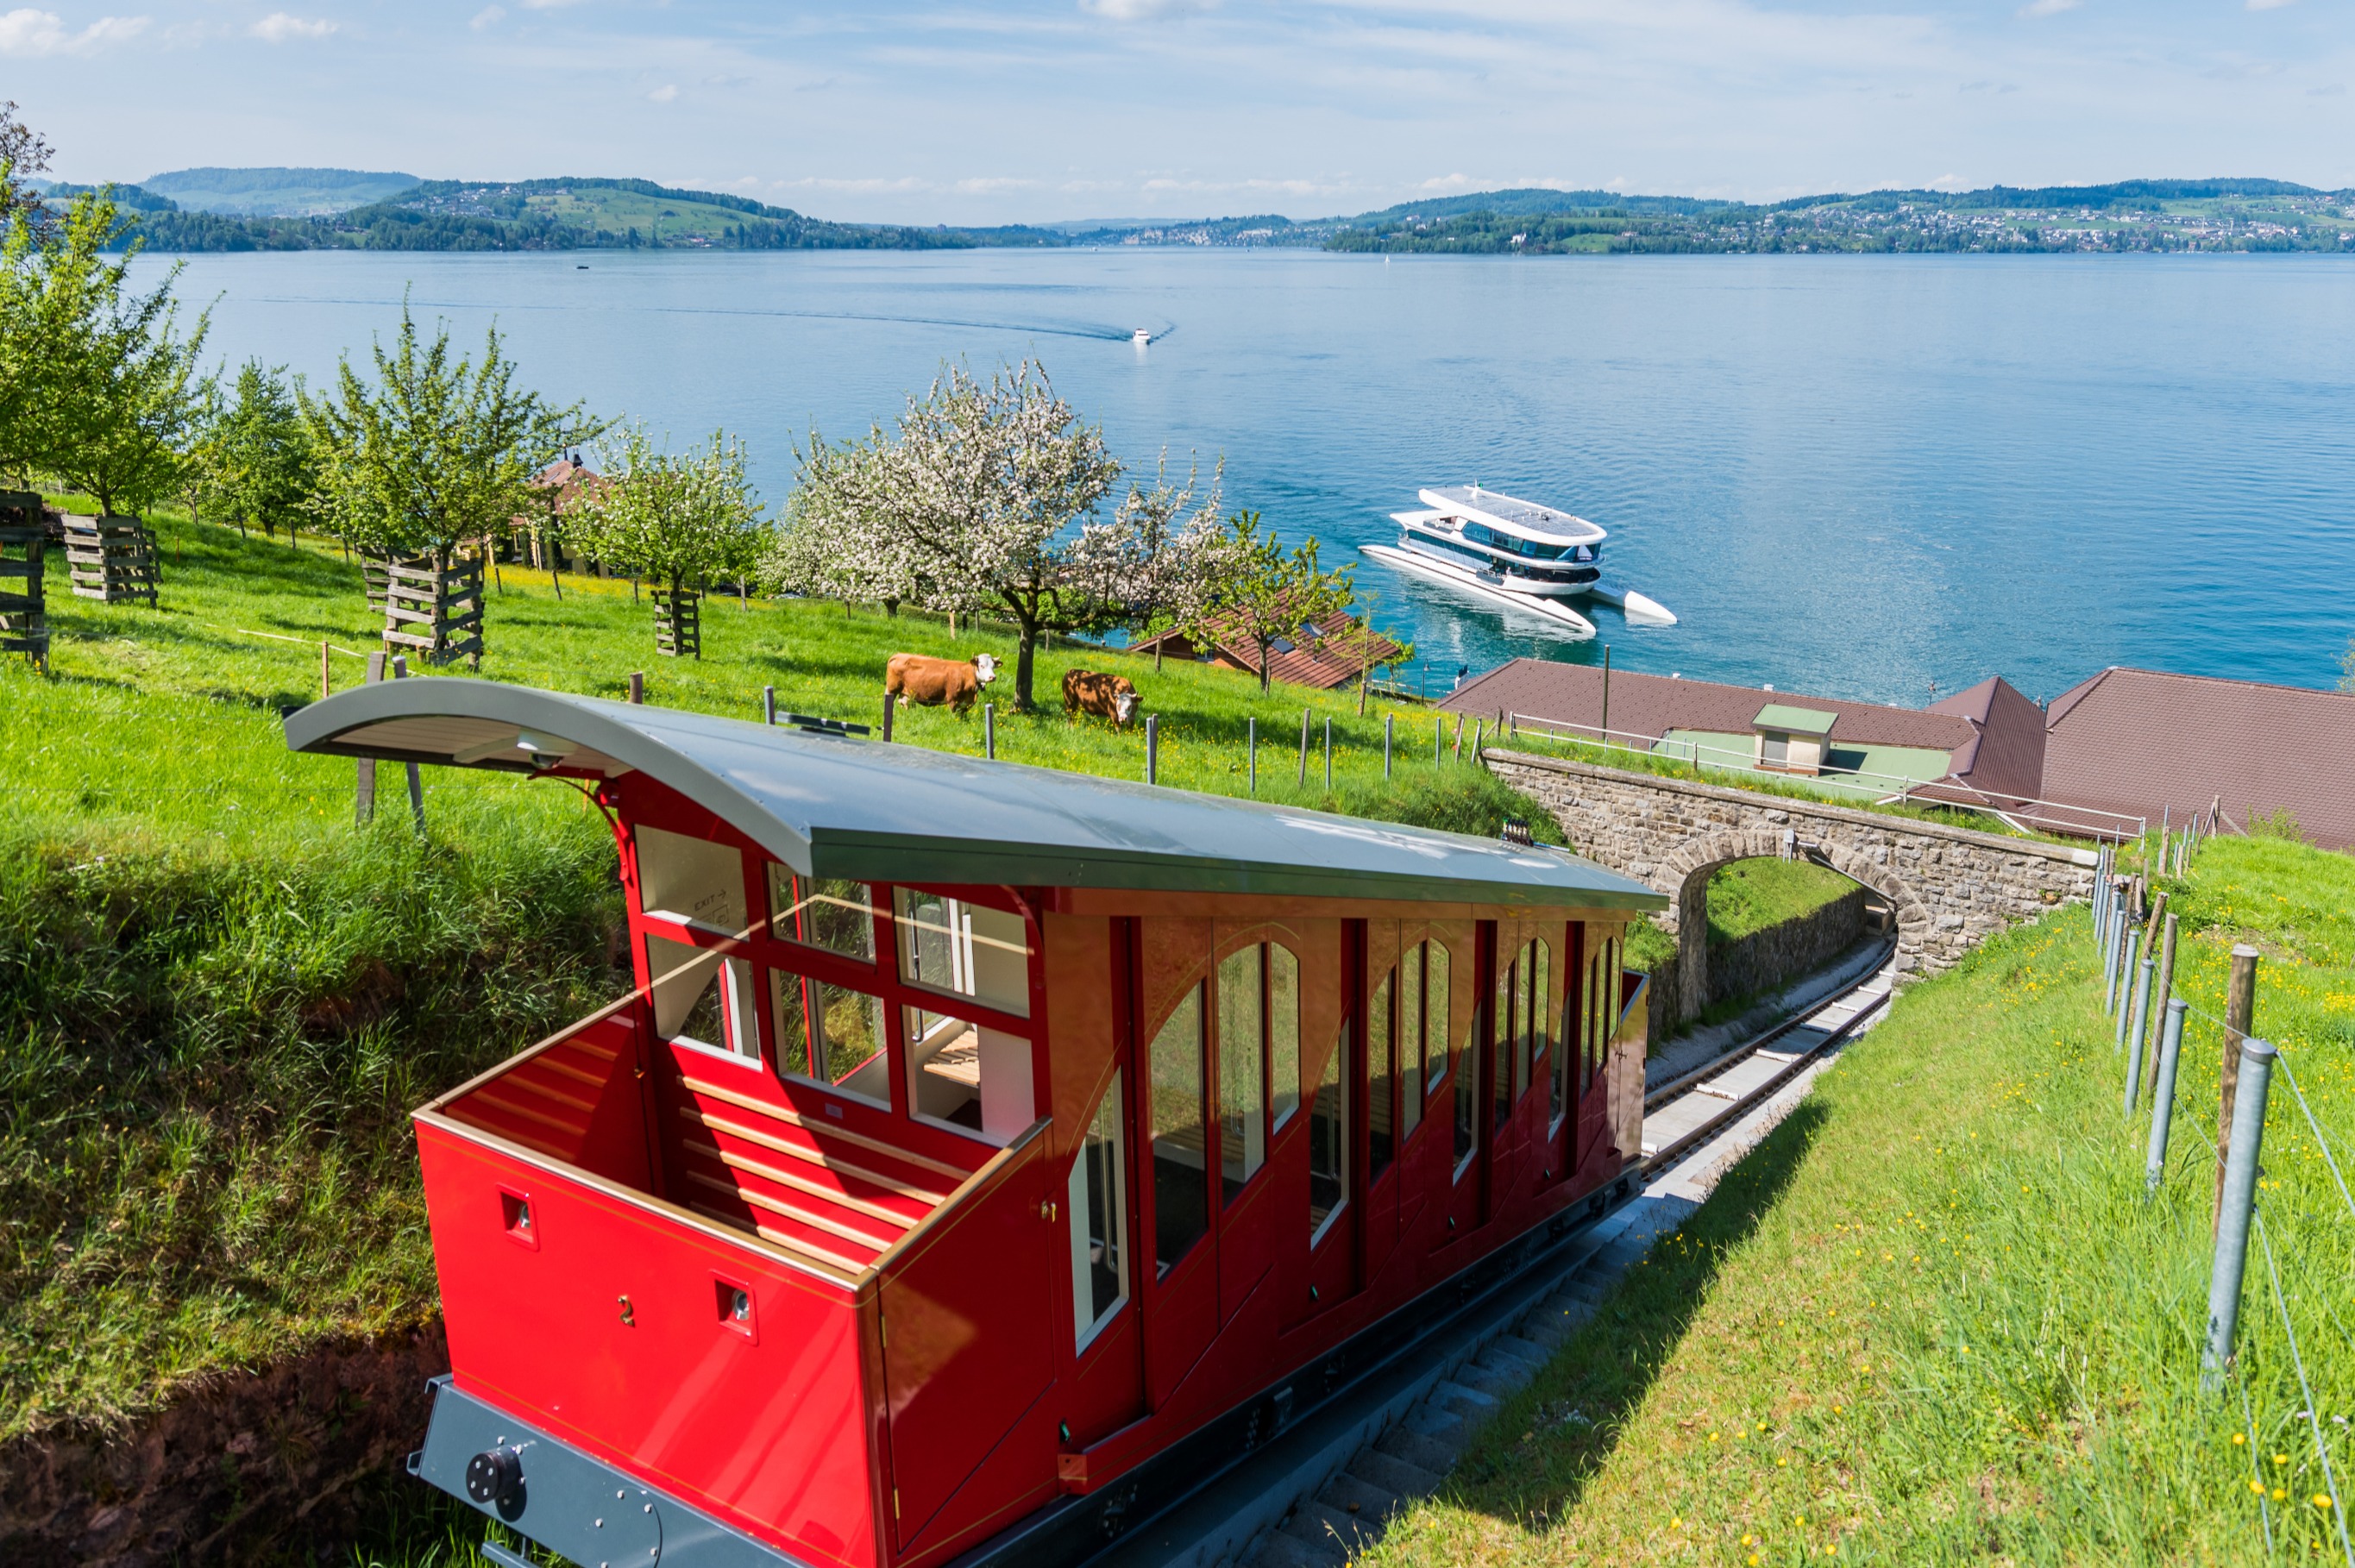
[648,82,678,102]
[2246,0,2296,9]
[469,5,504,28]
[2017,0,2079,15]
[1080,0,1215,19]
[0,8,148,54]
[518,0,583,9]
[251,13,335,41]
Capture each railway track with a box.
[1637,940,1895,1176]
[1195,944,1901,1568]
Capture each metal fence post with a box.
[2213,944,2260,1239]
[2201,1038,2276,1393]
[2145,997,2188,1195]
[2113,930,2140,1050]
[1248,717,1257,794]
[2125,952,2154,1113]
[2120,904,2138,1012]
[1297,708,1309,788]
[983,702,995,760]
[881,693,895,742]
[1385,713,1393,780]
[2145,913,2178,1101]
[1323,718,1333,791]
[1146,714,1159,785]
[763,685,776,725]
[1434,715,1442,767]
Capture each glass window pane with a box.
[635,825,747,933]
[1270,944,1301,1128]
[646,933,756,1062]
[894,888,1033,1018]
[1149,986,1208,1276]
[1309,1023,1347,1241]
[1369,970,1395,1179]
[1400,943,1424,1124]
[906,1004,1034,1144]
[1216,944,1265,1202]
[767,866,875,960]
[1070,1070,1128,1349]
[770,970,887,1104]
[1425,940,1452,1099]
[1453,1015,1477,1172]
[1493,950,1516,1131]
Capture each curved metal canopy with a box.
[283,680,1666,911]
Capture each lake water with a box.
[156,247,2355,706]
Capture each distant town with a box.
[35,168,2355,255]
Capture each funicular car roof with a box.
[284,680,1666,911]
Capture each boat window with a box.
[903,1002,1034,1145]
[635,825,748,934]
[1368,968,1395,1180]
[645,933,757,1063]
[895,889,1032,1018]
[1215,944,1266,1201]
[1070,1070,1128,1352]
[1308,1020,1347,1244]
[767,866,874,960]
[770,970,887,1105]
[1149,985,1209,1277]
[1271,944,1301,1129]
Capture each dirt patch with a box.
[0,1320,449,1566]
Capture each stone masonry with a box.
[1485,749,2102,1024]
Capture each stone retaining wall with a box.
[1707,882,1869,1009]
[1487,749,2099,1023]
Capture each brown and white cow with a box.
[884,651,998,715]
[1062,668,1140,730]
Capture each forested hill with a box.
[1320,179,2355,255]
[83,176,981,253]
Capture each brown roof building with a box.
[1446,656,2355,850]
[1134,608,1407,693]
[2035,668,2355,850]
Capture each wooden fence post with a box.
[629,670,644,705]
[392,655,425,837]
[320,640,331,699]
[2212,944,2260,1239]
[356,651,386,825]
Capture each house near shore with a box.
[1132,607,1407,693]
[1443,659,2355,850]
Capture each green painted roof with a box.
[282,680,1666,912]
[1754,704,1838,736]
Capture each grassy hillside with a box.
[0,507,1560,1445]
[1366,830,2355,1564]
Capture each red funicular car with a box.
[284,681,1663,1568]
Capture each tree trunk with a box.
[1014,624,1039,711]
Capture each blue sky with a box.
[6,1,2352,223]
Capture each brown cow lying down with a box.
[885,652,998,714]
[1062,668,1140,729]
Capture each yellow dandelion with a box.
[2234,1433,2247,1446]
[2317,1496,2335,1511]
[2274,1489,2288,1502]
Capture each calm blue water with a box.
[155,248,2355,706]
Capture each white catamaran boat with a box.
[1362,485,1677,640]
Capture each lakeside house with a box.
[1445,658,2355,850]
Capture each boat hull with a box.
[1362,543,1598,638]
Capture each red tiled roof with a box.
[2037,668,2355,849]
[1136,609,1407,693]
[1441,660,1976,753]
[1926,675,2048,803]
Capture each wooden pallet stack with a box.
[372,554,484,668]
[0,491,48,671]
[653,580,701,659]
[60,514,159,605]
